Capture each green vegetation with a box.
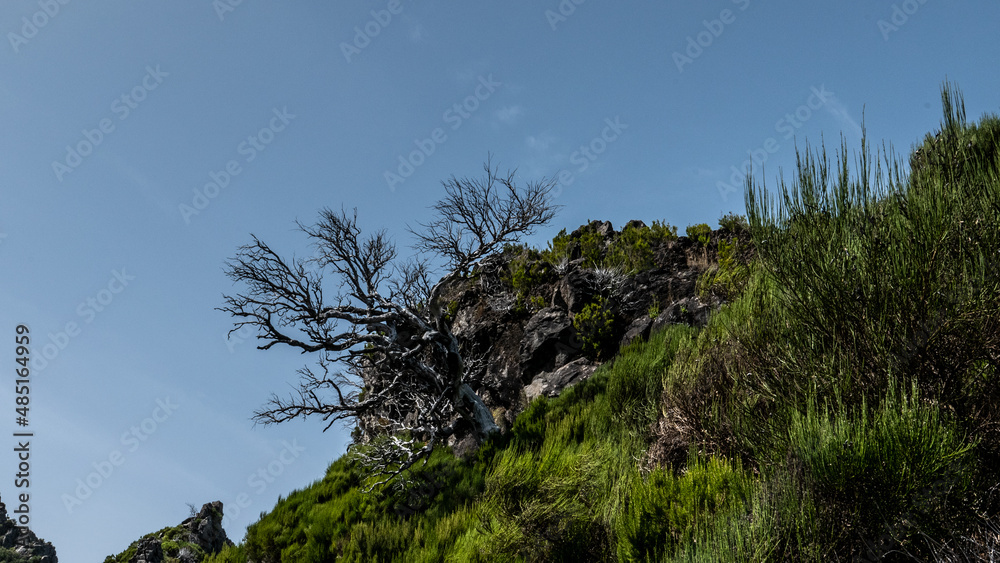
[501,220,679,311]
[717,212,749,235]
[207,84,1000,561]
[543,220,678,273]
[648,297,661,319]
[696,236,751,301]
[572,297,617,360]
[604,220,679,273]
[0,551,46,563]
[502,244,556,314]
[684,223,712,246]
[104,524,210,563]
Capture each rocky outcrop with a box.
[439,220,738,438]
[106,501,233,563]
[130,537,163,563]
[0,497,57,562]
[181,502,230,555]
[519,307,580,376]
[525,358,600,402]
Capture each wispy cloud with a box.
[526,131,557,152]
[495,105,524,124]
[824,96,863,139]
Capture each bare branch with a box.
[410,156,559,274]
[221,159,558,486]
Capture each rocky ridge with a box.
[437,219,743,453]
[104,501,233,563]
[0,497,57,562]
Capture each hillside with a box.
[111,84,1000,562]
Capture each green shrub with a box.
[696,237,750,301]
[783,382,977,557]
[573,297,615,360]
[718,212,749,235]
[578,224,607,268]
[685,223,712,246]
[648,297,661,319]
[476,442,610,561]
[618,453,752,561]
[543,228,573,264]
[606,220,678,273]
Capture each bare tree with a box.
[221,159,558,485]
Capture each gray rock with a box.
[130,537,163,563]
[651,296,713,332]
[620,316,653,348]
[519,307,580,378]
[558,269,598,314]
[182,501,230,554]
[0,496,57,562]
[525,358,599,402]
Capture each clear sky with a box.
[1,1,998,560]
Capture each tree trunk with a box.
[459,383,500,439]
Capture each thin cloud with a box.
[824,96,864,139]
[496,105,524,124]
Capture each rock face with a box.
[181,501,230,555]
[439,220,736,438]
[0,497,57,562]
[106,501,233,563]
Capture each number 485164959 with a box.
[15,325,29,425]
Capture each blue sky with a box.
[1,1,998,560]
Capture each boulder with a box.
[558,269,598,314]
[519,307,580,378]
[524,358,600,402]
[182,501,230,554]
[651,296,713,332]
[0,496,57,562]
[620,316,653,348]
[129,537,163,563]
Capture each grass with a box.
[202,83,1000,562]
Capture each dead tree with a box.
[221,159,558,485]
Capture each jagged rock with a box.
[182,501,229,554]
[651,296,713,332]
[620,316,653,348]
[524,358,600,402]
[108,502,233,563]
[558,269,598,314]
[130,537,163,563]
[519,307,580,378]
[0,496,57,562]
[177,547,197,563]
[436,221,734,447]
[624,219,647,231]
[571,220,615,239]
